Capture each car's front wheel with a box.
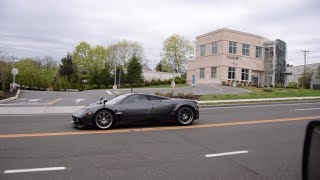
[176,106,194,125]
[94,110,114,130]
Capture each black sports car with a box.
[72,93,199,129]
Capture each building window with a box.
[228,67,235,79]
[212,42,217,54]
[242,44,250,56]
[229,41,237,54]
[264,47,274,59]
[256,46,262,58]
[200,68,205,79]
[200,45,206,56]
[211,67,217,78]
[241,68,249,81]
[264,75,273,85]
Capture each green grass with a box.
[138,84,190,88]
[199,87,320,101]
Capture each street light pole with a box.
[171,58,176,88]
[118,68,121,88]
[113,60,117,89]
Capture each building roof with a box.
[286,63,320,75]
[142,64,153,71]
[196,28,269,41]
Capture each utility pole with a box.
[301,50,310,72]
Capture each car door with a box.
[148,96,173,120]
[118,94,152,124]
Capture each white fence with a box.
[143,71,181,81]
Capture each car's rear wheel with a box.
[94,110,114,130]
[176,106,194,125]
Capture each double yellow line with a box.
[0,116,319,139]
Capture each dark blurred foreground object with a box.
[302,121,320,180]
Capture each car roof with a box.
[125,92,169,99]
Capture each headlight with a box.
[77,108,89,115]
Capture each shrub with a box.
[53,77,70,91]
[299,71,313,89]
[132,83,138,87]
[175,78,182,84]
[85,84,93,90]
[274,83,283,88]
[185,92,195,99]
[222,81,226,86]
[166,78,173,84]
[138,82,145,87]
[144,81,151,86]
[165,91,174,98]
[286,81,299,89]
[123,83,130,88]
[100,85,106,89]
[155,92,163,96]
[92,84,99,89]
[107,85,113,89]
[177,92,185,98]
[151,79,157,85]
[180,79,186,84]
[0,91,4,97]
[153,80,160,86]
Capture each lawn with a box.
[198,87,320,101]
[138,84,190,88]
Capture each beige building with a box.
[187,28,287,86]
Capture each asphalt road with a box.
[0,102,320,180]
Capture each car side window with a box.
[147,95,167,101]
[123,95,148,104]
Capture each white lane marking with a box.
[4,167,66,174]
[205,150,249,158]
[29,99,39,102]
[75,99,85,103]
[201,102,320,110]
[106,90,112,95]
[292,108,320,111]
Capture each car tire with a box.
[94,110,114,130]
[176,106,194,125]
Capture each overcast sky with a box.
[1,0,319,68]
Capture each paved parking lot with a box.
[0,85,249,106]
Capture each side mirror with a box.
[302,121,320,180]
[99,97,108,105]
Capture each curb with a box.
[198,96,320,105]
[0,89,20,103]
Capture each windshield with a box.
[105,94,128,105]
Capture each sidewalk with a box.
[1,96,320,115]
[198,96,320,104]
[0,106,84,115]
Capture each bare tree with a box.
[42,56,56,72]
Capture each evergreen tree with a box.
[59,53,75,82]
[126,56,143,84]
